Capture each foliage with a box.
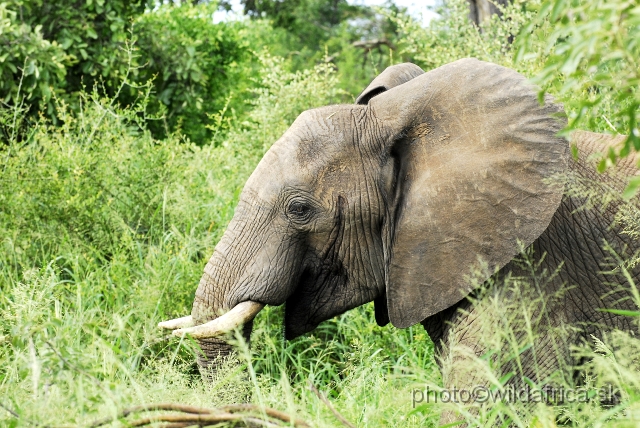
[240,0,362,45]
[391,0,537,70]
[0,0,148,116]
[234,0,405,97]
[131,3,254,141]
[0,3,67,114]
[322,4,407,98]
[515,0,640,193]
[0,1,265,143]
[2,0,640,426]
[1,0,404,143]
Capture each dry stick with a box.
[88,402,310,428]
[221,404,310,427]
[308,382,356,428]
[88,403,214,428]
[127,413,244,426]
[129,416,280,428]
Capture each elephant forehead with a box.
[244,147,291,198]
[241,105,374,209]
[243,138,323,201]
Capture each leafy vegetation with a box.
[515,0,640,194]
[1,1,277,141]
[1,0,148,117]
[1,0,640,426]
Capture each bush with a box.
[2,1,640,426]
[0,3,67,125]
[1,52,439,426]
[131,3,255,142]
[391,0,536,70]
[515,0,640,193]
[0,0,147,119]
[0,2,266,143]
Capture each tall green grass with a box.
[0,53,438,426]
[2,1,640,426]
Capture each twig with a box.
[222,404,309,427]
[602,114,621,134]
[88,403,212,427]
[0,400,50,427]
[0,401,20,419]
[308,382,356,428]
[87,402,310,428]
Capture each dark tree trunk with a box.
[467,0,511,26]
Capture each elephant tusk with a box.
[172,301,265,339]
[158,315,194,330]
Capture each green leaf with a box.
[622,176,640,200]
[571,143,579,160]
[86,27,98,39]
[599,308,640,317]
[597,158,608,173]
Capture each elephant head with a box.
[159,58,569,373]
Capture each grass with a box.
[0,54,440,427]
[2,1,640,426]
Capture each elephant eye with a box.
[287,200,312,222]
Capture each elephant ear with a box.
[369,58,569,329]
[356,63,425,105]
[357,63,426,327]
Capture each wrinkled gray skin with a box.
[189,59,638,387]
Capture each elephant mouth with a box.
[158,300,265,338]
[283,266,350,340]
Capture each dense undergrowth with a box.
[1,0,640,426]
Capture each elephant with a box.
[159,58,639,402]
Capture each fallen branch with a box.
[88,402,309,427]
[89,403,211,428]
[127,413,243,426]
[308,381,355,428]
[221,404,309,427]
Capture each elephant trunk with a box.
[195,321,254,376]
[159,301,263,377]
[159,246,265,377]
[189,301,262,376]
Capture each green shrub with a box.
[391,0,537,70]
[0,2,68,142]
[515,0,640,194]
[1,52,439,427]
[131,3,256,142]
[2,1,640,427]
[0,2,266,143]
[0,0,148,118]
